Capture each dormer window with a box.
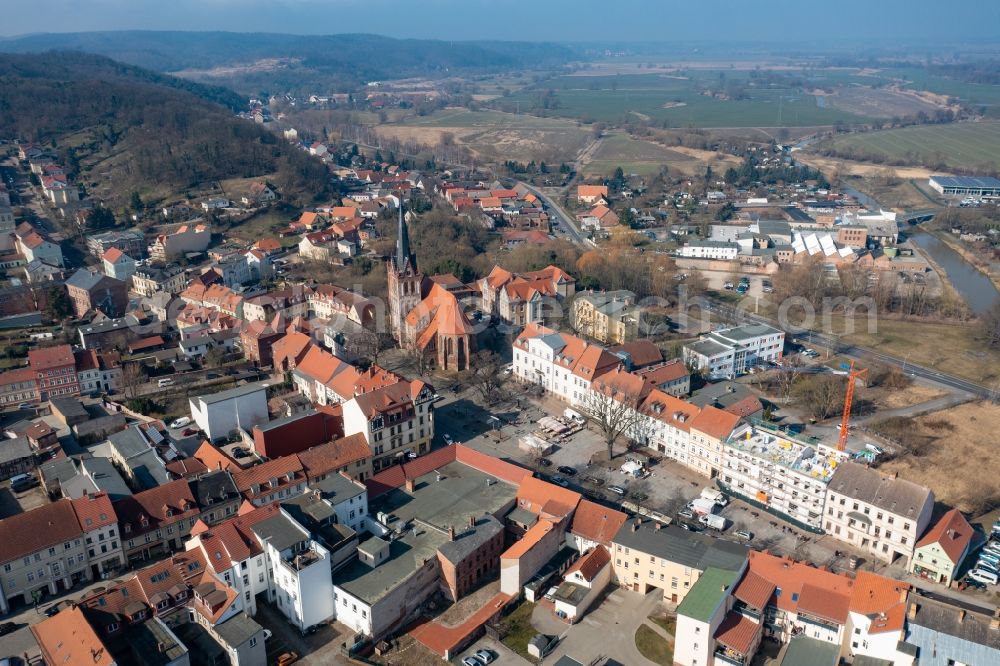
[140,516,149,528]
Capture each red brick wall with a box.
[253,411,340,458]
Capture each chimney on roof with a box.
[632,519,640,532]
[655,522,662,531]
[405,477,415,493]
[958,609,966,623]
[469,515,476,528]
[448,526,455,541]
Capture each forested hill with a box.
[0,52,329,206]
[0,31,577,93]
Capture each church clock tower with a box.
[386,204,423,342]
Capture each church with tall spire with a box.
[387,204,423,342]
[386,203,477,371]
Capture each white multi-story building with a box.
[677,241,739,260]
[719,423,848,531]
[189,382,270,442]
[253,510,335,633]
[341,380,436,473]
[511,323,621,406]
[683,324,784,379]
[825,461,934,566]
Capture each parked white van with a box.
[158,378,174,387]
[969,569,998,585]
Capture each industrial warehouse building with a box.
[928,175,1000,197]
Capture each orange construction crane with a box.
[838,360,868,451]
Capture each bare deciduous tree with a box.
[580,383,647,460]
[121,362,146,399]
[460,351,507,405]
[346,328,394,366]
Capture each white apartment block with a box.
[677,241,739,260]
[683,324,784,379]
[824,461,933,566]
[189,382,270,442]
[511,323,620,407]
[254,512,335,633]
[719,423,848,531]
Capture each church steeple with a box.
[395,202,416,273]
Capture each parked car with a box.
[969,569,998,585]
[474,649,496,665]
[442,434,454,445]
[585,475,604,486]
[551,476,569,488]
[538,458,552,467]
[231,447,250,459]
[544,586,559,601]
[181,427,198,437]
[276,652,298,666]
[405,449,418,459]
[262,629,272,641]
[462,657,484,666]
[631,491,648,502]
[680,522,701,532]
[0,622,17,636]
[735,530,754,541]
[608,485,626,496]
[557,465,576,476]
[169,416,192,429]
[678,509,694,520]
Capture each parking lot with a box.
[432,383,982,601]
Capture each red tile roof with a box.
[29,344,75,370]
[191,503,281,571]
[746,551,854,623]
[714,611,761,655]
[569,499,628,547]
[501,518,556,560]
[850,570,910,634]
[231,455,305,498]
[565,545,610,583]
[0,500,83,564]
[515,476,581,518]
[915,508,973,565]
[114,478,200,536]
[297,433,372,479]
[70,492,117,532]
[610,341,663,369]
[32,605,115,666]
[688,405,742,440]
[194,441,243,472]
[732,570,775,610]
[366,444,530,499]
[166,457,210,479]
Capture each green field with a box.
[401,108,580,129]
[891,66,1000,108]
[584,132,694,176]
[492,73,872,128]
[817,122,1000,171]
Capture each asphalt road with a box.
[704,300,995,399]
[516,181,594,249]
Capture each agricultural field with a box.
[814,121,1000,172]
[492,72,874,127]
[582,132,694,176]
[376,108,592,164]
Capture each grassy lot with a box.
[815,315,1000,385]
[499,602,539,662]
[892,66,1000,109]
[635,624,673,665]
[495,73,871,127]
[648,613,677,636]
[877,401,1000,514]
[817,122,1000,172]
[583,132,693,177]
[227,208,297,245]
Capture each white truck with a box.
[699,514,727,531]
[564,408,586,426]
[699,488,728,507]
[690,497,717,516]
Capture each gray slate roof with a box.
[613,521,749,572]
[828,461,932,519]
[437,515,504,565]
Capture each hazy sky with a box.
[2,0,999,44]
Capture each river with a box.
[907,230,999,314]
[841,185,999,314]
